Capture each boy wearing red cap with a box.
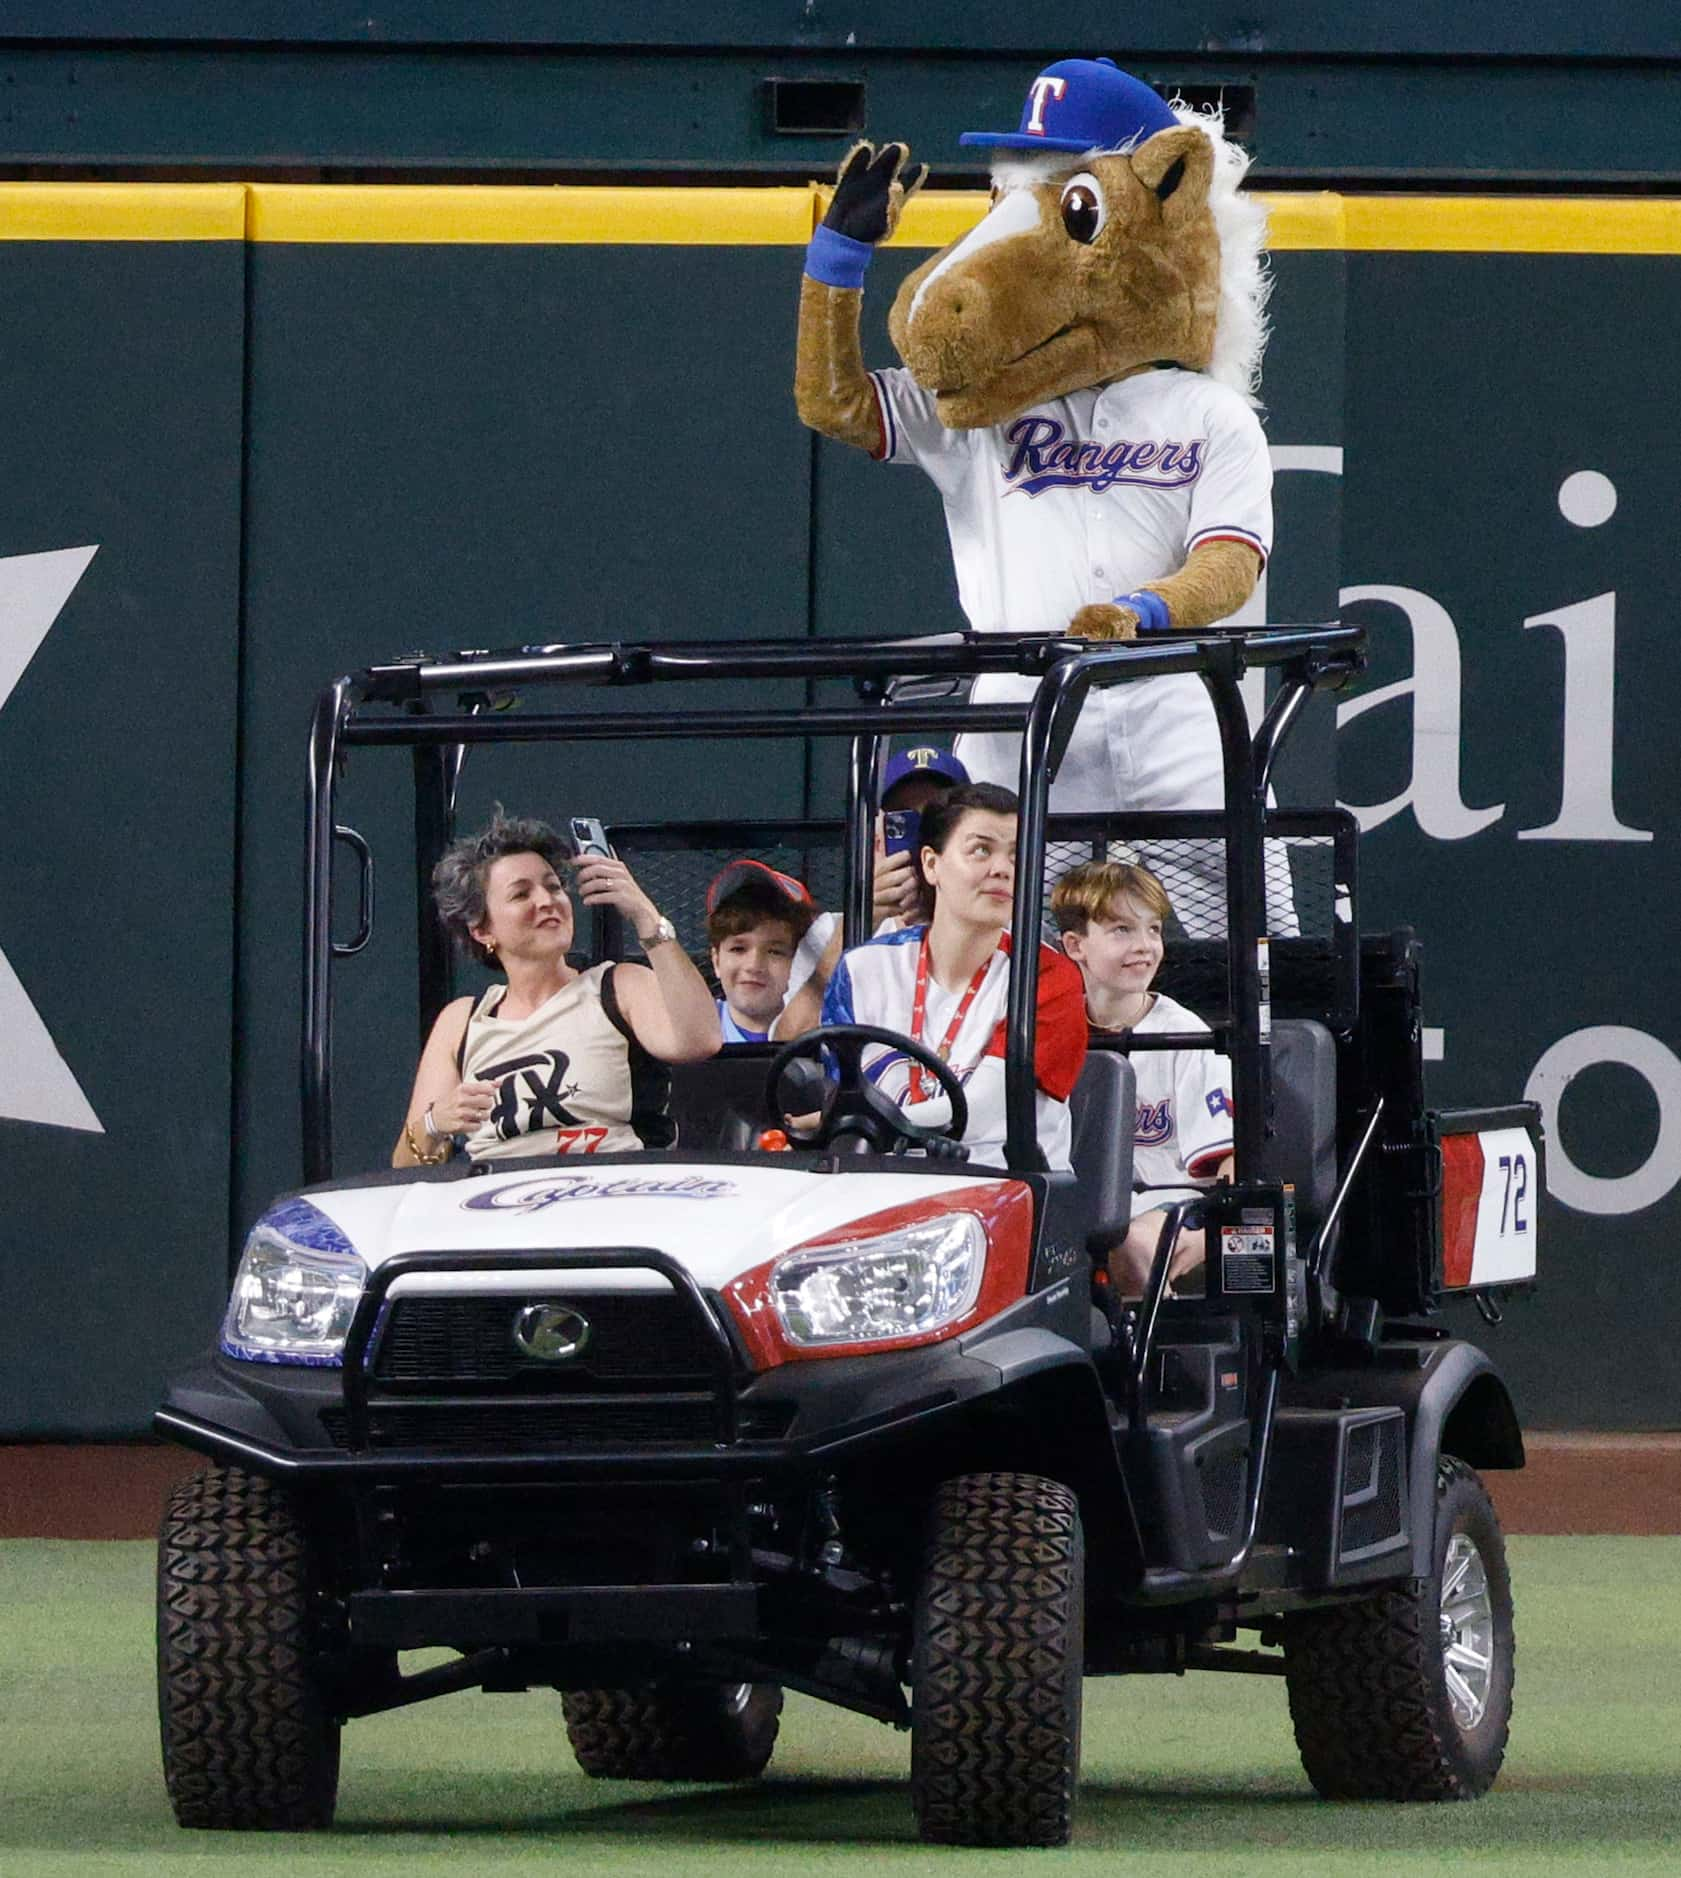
[705,861,818,1045]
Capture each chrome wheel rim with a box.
[1439,1531,1495,1730]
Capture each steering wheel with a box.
[764,1023,970,1155]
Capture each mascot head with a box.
[888,57,1269,430]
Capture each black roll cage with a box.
[303,625,1365,1186]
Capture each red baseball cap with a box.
[705,857,814,915]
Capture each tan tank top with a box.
[456,963,673,1161]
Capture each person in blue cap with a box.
[883,743,968,810]
[793,57,1286,936]
[877,743,970,925]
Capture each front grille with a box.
[320,1398,795,1452]
[372,1291,724,1390]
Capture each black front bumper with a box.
[156,1335,1022,1484]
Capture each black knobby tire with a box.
[157,1462,341,1830]
[562,1681,783,1781]
[1282,1454,1514,1801]
[910,1471,1085,1848]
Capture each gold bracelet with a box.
[405,1119,450,1166]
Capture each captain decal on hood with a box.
[463,1174,738,1213]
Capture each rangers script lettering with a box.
[1003,416,1208,497]
[1135,1097,1174,1145]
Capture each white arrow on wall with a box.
[0,545,104,1133]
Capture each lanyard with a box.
[909,932,996,1102]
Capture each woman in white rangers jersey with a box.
[393,813,720,1166]
[813,783,1088,1170]
[794,57,1278,932]
[1052,861,1233,1294]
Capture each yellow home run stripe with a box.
[1339,195,1681,254]
[1,181,1679,254]
[892,189,1681,254]
[246,184,815,244]
[0,183,245,240]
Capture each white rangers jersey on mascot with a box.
[869,363,1272,821]
[872,364,1278,935]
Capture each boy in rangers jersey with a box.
[1052,859,1233,1293]
[817,782,1087,1170]
[794,57,1278,933]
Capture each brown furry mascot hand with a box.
[1065,539,1261,641]
[825,140,928,247]
[1068,603,1141,642]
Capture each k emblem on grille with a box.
[512,1302,591,1362]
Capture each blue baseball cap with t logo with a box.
[960,57,1177,155]
[882,746,969,798]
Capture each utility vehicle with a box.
[155,625,1539,1845]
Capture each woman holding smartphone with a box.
[393,811,719,1167]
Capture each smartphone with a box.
[568,816,614,859]
[883,809,921,857]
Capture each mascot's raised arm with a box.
[795,56,1276,901]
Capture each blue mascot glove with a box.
[1115,590,1172,635]
[805,141,927,288]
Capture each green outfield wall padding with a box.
[4,23,1681,184]
[0,183,1674,1434]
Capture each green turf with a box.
[3,1537,1678,1875]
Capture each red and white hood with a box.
[302,1161,1004,1295]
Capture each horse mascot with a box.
[794,57,1274,923]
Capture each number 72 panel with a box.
[1433,1107,1543,1293]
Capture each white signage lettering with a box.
[1525,1026,1681,1217]
[1266,453,1645,850]
[1335,584,1505,839]
[1517,592,1652,843]
[0,545,104,1134]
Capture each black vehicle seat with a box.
[1260,1019,1339,1254]
[1067,1046,1136,1238]
[668,1048,778,1152]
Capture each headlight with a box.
[221,1197,366,1365]
[771,1212,986,1347]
